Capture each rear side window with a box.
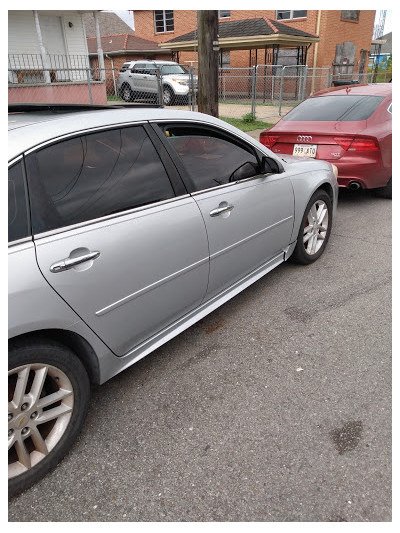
[283,95,385,121]
[8,161,30,243]
[26,126,175,234]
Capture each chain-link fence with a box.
[8,57,392,120]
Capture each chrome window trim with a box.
[33,194,191,241]
[388,103,392,114]
[23,120,148,156]
[8,155,23,167]
[8,236,33,249]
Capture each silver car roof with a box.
[8,108,240,161]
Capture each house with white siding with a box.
[8,10,108,104]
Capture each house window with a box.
[154,10,174,33]
[219,10,231,18]
[276,10,307,20]
[341,10,360,21]
[221,51,230,68]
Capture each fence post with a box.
[86,69,93,104]
[301,65,308,100]
[189,66,194,111]
[251,66,257,117]
[328,68,332,88]
[279,66,285,116]
[158,66,164,107]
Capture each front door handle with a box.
[50,251,100,273]
[209,205,234,217]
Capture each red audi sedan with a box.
[260,84,392,198]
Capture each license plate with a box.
[293,144,317,158]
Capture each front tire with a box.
[8,339,90,497]
[290,189,333,265]
[162,86,175,106]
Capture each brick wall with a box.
[133,10,375,72]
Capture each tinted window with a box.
[283,95,384,122]
[8,161,30,242]
[27,126,175,234]
[163,126,259,191]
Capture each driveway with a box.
[9,190,391,522]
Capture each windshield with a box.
[283,95,384,121]
[160,65,189,75]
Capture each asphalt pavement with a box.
[8,188,392,522]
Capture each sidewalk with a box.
[172,102,292,123]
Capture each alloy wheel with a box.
[8,363,74,479]
[303,199,329,256]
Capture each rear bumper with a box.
[333,158,391,189]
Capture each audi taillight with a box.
[334,136,379,152]
[260,133,279,149]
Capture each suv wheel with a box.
[121,84,134,102]
[8,339,90,497]
[162,86,175,106]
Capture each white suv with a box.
[117,60,196,105]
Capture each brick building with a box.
[133,9,375,74]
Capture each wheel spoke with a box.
[303,224,313,234]
[303,231,314,244]
[317,206,327,225]
[12,366,30,408]
[30,426,49,456]
[37,388,73,409]
[15,436,31,470]
[8,432,16,451]
[310,204,318,222]
[37,403,73,425]
[30,366,48,404]
[311,234,318,254]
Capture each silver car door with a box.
[27,125,209,357]
[193,173,294,299]
[161,127,294,299]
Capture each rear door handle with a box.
[209,205,234,217]
[50,251,100,273]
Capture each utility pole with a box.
[197,10,219,117]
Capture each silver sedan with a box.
[8,104,338,496]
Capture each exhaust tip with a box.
[348,181,361,191]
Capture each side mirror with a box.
[260,156,283,175]
[229,162,258,182]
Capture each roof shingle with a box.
[166,18,317,43]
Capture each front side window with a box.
[154,10,174,33]
[341,10,360,21]
[219,10,231,18]
[8,161,30,243]
[26,126,175,234]
[161,125,260,192]
[276,10,307,20]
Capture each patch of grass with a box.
[107,95,123,102]
[220,116,274,132]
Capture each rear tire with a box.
[374,177,392,199]
[121,84,134,102]
[8,339,90,497]
[290,189,333,265]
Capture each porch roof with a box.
[159,18,319,51]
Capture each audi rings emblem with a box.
[297,135,313,142]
